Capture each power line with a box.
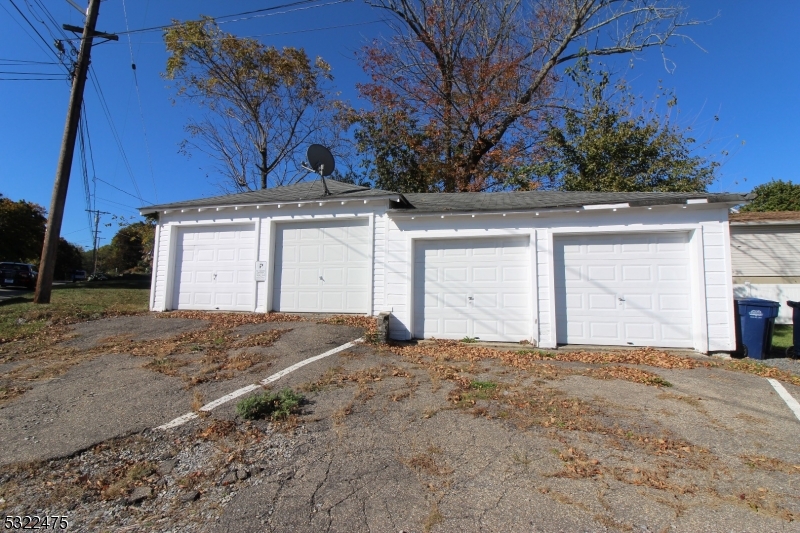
[86,66,145,204]
[112,0,323,36]
[0,70,64,74]
[0,58,61,64]
[96,178,153,205]
[0,2,67,68]
[122,0,158,203]
[0,77,66,81]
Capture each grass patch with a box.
[771,324,794,357]
[0,285,149,342]
[460,336,478,343]
[236,388,303,421]
[469,380,497,392]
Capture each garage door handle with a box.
[213,273,217,280]
[618,297,625,302]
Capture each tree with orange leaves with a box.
[352,0,704,193]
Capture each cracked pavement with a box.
[1,314,799,532]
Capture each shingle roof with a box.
[391,191,751,214]
[729,211,800,223]
[140,178,750,215]
[139,179,401,213]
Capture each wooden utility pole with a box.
[34,0,101,303]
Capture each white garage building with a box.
[140,180,748,353]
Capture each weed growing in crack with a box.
[236,388,303,421]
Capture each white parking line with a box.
[768,378,800,422]
[156,339,361,430]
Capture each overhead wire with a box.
[87,66,145,205]
[1,1,68,70]
[122,0,158,203]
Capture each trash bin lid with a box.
[788,300,800,309]
[735,298,781,308]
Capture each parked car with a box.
[0,262,38,289]
[71,270,87,282]
[88,272,108,281]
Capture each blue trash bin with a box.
[734,298,781,359]
[787,301,800,359]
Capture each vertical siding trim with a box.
[721,220,737,351]
[530,230,539,345]
[164,225,178,311]
[368,213,375,316]
[543,230,558,348]
[266,220,277,312]
[150,223,161,311]
[253,217,261,312]
[691,228,710,353]
[406,236,416,338]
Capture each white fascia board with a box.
[730,220,800,226]
[139,195,401,215]
[686,198,709,204]
[582,203,630,210]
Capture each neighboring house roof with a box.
[729,211,800,225]
[140,179,750,215]
[392,191,750,214]
[139,180,403,214]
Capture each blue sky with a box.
[1,0,798,251]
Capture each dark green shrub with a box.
[236,388,303,421]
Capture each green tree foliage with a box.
[164,17,339,191]
[530,60,717,192]
[55,238,84,280]
[0,194,46,262]
[351,0,701,192]
[739,180,800,212]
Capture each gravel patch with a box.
[0,416,306,532]
[64,316,208,350]
[755,356,800,374]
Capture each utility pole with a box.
[86,209,110,276]
[34,0,114,303]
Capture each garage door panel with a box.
[657,265,688,281]
[624,294,653,310]
[555,232,693,348]
[274,220,370,313]
[173,225,255,311]
[626,323,655,340]
[503,293,528,309]
[474,320,500,336]
[589,293,616,310]
[623,265,651,281]
[444,294,468,308]
[659,294,690,311]
[415,237,532,342]
[444,319,469,335]
[473,267,497,282]
[588,265,616,281]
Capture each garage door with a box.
[273,219,370,313]
[414,237,532,342]
[172,225,255,311]
[554,232,694,348]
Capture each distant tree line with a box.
[0,194,155,278]
[163,0,724,195]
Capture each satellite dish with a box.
[307,144,335,176]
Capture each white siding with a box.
[149,203,388,314]
[386,206,735,353]
[730,225,800,277]
[372,213,387,315]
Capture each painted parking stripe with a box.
[156,339,361,430]
[768,378,800,422]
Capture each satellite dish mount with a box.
[303,144,336,196]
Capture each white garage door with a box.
[273,219,370,313]
[172,225,256,311]
[414,237,532,342]
[554,232,694,348]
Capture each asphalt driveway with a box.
[1,314,799,532]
